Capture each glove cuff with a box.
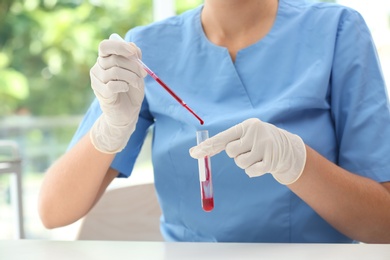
[272,131,307,185]
[90,115,135,154]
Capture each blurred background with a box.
[0,0,203,240]
[0,0,389,240]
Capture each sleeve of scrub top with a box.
[330,10,390,182]
[67,97,153,178]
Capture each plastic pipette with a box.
[136,58,204,125]
[109,33,204,125]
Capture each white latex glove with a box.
[89,33,147,153]
[189,118,307,185]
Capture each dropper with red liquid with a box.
[137,58,204,125]
[109,33,204,125]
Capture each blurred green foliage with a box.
[0,0,203,117]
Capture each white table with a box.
[1,240,390,260]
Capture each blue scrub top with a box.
[70,0,390,242]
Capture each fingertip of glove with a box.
[189,146,203,159]
[109,33,124,41]
[99,38,140,59]
[189,147,197,158]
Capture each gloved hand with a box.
[89,33,147,153]
[189,118,307,185]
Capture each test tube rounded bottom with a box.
[201,180,214,212]
[196,130,214,212]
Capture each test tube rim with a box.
[196,130,209,144]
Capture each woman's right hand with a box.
[89,34,147,154]
[38,34,146,228]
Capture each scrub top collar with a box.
[193,0,287,60]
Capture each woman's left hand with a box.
[189,118,307,185]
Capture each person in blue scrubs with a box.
[38,0,390,243]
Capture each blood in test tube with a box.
[196,130,214,212]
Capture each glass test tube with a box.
[196,130,214,212]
